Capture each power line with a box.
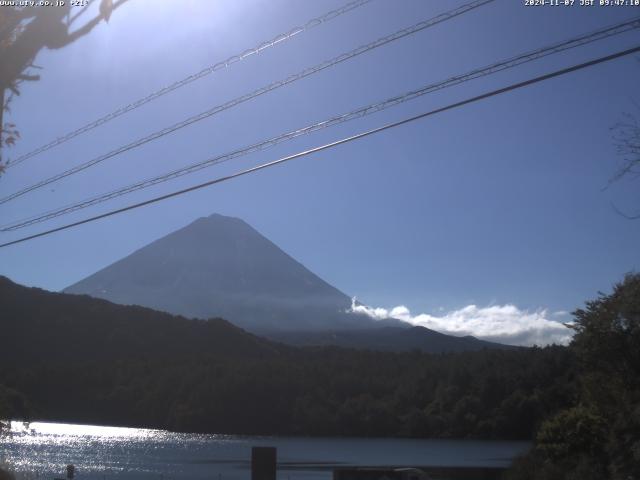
[0,0,495,205]
[5,0,375,169]
[1,44,638,250]
[3,16,638,232]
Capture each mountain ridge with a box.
[63,213,510,351]
[64,213,373,332]
[4,274,510,356]
[266,326,515,352]
[0,274,281,365]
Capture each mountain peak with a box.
[207,212,241,221]
[196,213,247,225]
[184,213,250,230]
[64,215,375,332]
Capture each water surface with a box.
[1,422,530,480]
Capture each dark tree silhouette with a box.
[0,0,130,171]
[506,273,640,480]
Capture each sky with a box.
[1,0,639,346]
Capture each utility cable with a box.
[0,0,495,204]
[6,0,376,169]
[2,16,638,231]
[1,44,637,249]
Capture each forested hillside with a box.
[0,276,575,439]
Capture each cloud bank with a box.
[350,300,573,346]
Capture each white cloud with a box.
[350,299,573,347]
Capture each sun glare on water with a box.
[3,421,175,477]
[9,421,155,440]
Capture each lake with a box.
[1,422,530,480]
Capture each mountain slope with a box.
[62,213,509,352]
[268,326,515,353]
[0,275,279,366]
[65,214,372,332]
[1,273,511,357]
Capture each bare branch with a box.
[17,73,40,82]
[610,105,640,184]
[61,0,129,47]
[68,0,98,27]
[611,201,640,220]
[0,0,130,164]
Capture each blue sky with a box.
[1,0,639,344]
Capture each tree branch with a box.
[611,202,640,220]
[60,0,130,48]
[68,0,98,27]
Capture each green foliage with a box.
[536,406,607,460]
[0,276,576,440]
[571,273,640,386]
[505,273,640,480]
